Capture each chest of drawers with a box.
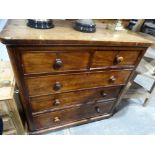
[0,20,152,134]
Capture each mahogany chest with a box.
[0,20,152,134]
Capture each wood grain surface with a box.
[0,20,152,46]
[26,70,131,96]
[30,86,122,114]
[22,51,89,74]
[91,50,141,68]
[33,100,115,130]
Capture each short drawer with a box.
[26,70,131,96]
[91,50,140,68]
[22,51,89,74]
[33,100,115,130]
[30,86,122,113]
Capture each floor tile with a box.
[46,129,70,135]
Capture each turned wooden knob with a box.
[101,92,107,97]
[95,106,101,113]
[53,82,62,91]
[115,55,124,64]
[53,58,63,70]
[109,76,116,83]
[53,99,60,106]
[54,117,60,122]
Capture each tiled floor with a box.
[1,19,155,135]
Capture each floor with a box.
[1,19,155,135]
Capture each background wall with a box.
[0,19,9,61]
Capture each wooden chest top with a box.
[0,19,152,46]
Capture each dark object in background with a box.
[0,118,3,135]
[27,19,54,29]
[140,19,155,36]
[74,19,96,33]
[127,19,138,30]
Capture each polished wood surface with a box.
[30,86,122,114]
[22,49,141,74]
[91,50,141,68]
[22,51,89,74]
[33,100,115,130]
[0,20,152,46]
[26,70,131,96]
[0,20,151,134]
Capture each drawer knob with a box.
[53,99,60,106]
[53,82,62,91]
[95,106,101,113]
[109,76,116,83]
[101,92,107,97]
[54,116,60,122]
[115,55,124,64]
[53,58,63,70]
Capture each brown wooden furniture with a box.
[0,19,152,134]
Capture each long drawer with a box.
[33,100,115,130]
[26,70,131,96]
[30,86,122,113]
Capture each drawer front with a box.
[31,86,122,113]
[91,50,140,68]
[22,51,89,74]
[27,70,131,96]
[33,101,115,130]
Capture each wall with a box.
[0,19,9,61]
